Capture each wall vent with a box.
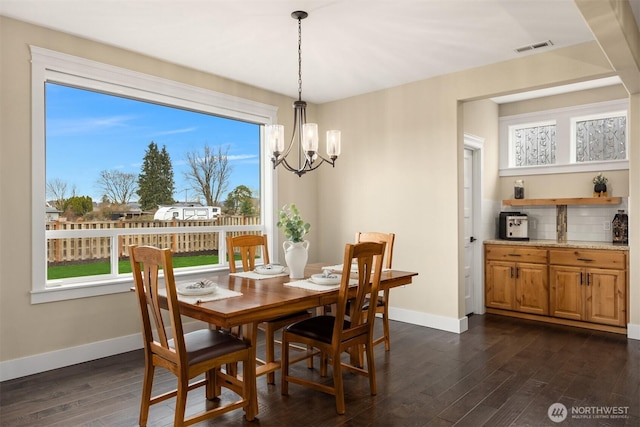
[514,40,554,53]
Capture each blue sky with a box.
[45,83,260,205]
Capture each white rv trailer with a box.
[153,205,221,221]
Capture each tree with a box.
[184,144,233,206]
[97,170,137,204]
[137,141,175,211]
[47,178,69,211]
[67,195,93,217]
[224,185,254,215]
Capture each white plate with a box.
[177,279,218,296]
[254,264,286,275]
[309,273,341,285]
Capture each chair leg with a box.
[265,324,276,384]
[365,341,377,396]
[280,333,289,395]
[139,362,154,427]
[382,299,391,351]
[332,351,345,415]
[174,377,188,427]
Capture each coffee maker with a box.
[499,212,529,241]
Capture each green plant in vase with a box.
[277,204,311,278]
[592,173,608,195]
[277,204,310,242]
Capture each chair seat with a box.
[285,315,350,344]
[169,329,249,366]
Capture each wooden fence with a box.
[46,215,261,264]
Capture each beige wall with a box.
[0,16,309,362]
[1,10,638,372]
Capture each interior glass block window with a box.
[574,114,627,162]
[511,121,556,167]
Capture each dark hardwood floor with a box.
[1,314,638,426]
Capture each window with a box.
[509,120,556,167]
[500,99,628,176]
[572,112,627,163]
[31,46,278,303]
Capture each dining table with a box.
[168,262,418,419]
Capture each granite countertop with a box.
[484,239,629,251]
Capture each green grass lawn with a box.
[47,254,222,280]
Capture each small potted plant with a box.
[593,173,608,196]
[277,204,310,278]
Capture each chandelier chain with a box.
[297,15,303,101]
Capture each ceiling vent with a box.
[514,40,554,53]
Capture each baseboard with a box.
[388,307,469,334]
[0,320,206,382]
[627,322,640,340]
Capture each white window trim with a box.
[499,98,629,176]
[31,46,279,303]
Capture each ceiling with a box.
[1,0,639,104]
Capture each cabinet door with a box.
[485,261,515,310]
[515,263,549,315]
[550,266,583,321]
[585,268,626,327]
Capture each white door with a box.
[463,148,476,315]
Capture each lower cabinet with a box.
[549,250,627,327]
[485,245,548,315]
[485,243,628,332]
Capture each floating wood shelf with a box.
[503,197,621,206]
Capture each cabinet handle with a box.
[587,273,591,286]
[580,272,583,285]
[515,267,519,279]
[510,267,514,278]
[577,258,594,262]
[508,254,522,257]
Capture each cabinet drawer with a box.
[485,245,547,263]
[549,249,626,270]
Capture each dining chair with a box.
[281,241,386,415]
[355,231,395,351]
[226,234,311,384]
[129,245,255,426]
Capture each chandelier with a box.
[265,11,341,177]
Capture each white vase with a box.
[283,240,309,279]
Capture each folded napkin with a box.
[284,278,358,292]
[230,270,289,280]
[158,286,243,304]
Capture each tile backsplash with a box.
[501,198,628,242]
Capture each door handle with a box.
[470,236,477,243]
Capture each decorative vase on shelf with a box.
[594,183,607,194]
[283,240,309,279]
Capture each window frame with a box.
[31,46,279,304]
[499,98,629,176]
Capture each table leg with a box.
[244,322,259,419]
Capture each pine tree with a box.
[137,141,175,211]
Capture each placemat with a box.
[230,270,289,280]
[158,286,243,304]
[284,278,358,292]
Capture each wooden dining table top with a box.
[175,263,418,329]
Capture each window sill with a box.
[32,265,227,304]
[500,160,628,177]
